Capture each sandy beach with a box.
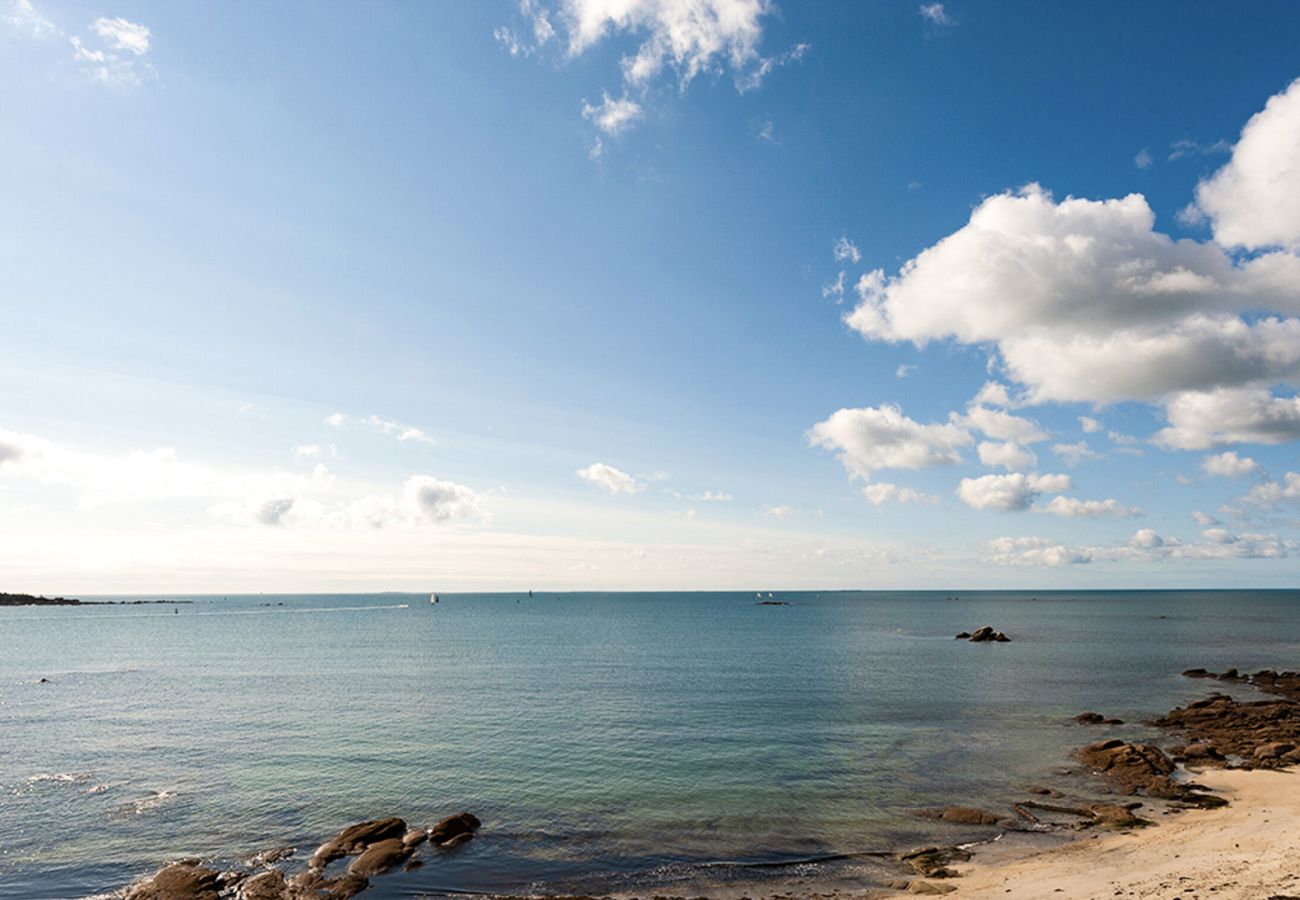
[945,767,1300,899]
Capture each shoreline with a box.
[945,767,1300,898]
[95,667,1300,899]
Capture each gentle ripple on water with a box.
[1,590,1298,899]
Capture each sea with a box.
[2,590,1298,899]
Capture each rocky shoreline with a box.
[1,591,191,606]
[116,812,481,899]
[105,667,1300,899]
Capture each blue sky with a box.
[4,0,1300,592]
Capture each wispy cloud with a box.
[70,15,154,86]
[919,3,955,27]
[577,462,645,495]
[581,92,643,136]
[4,0,54,37]
[496,0,804,145]
[323,413,436,447]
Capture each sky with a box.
[3,0,1300,593]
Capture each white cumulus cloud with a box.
[1202,450,1259,478]
[808,404,972,480]
[405,475,488,523]
[956,472,1071,512]
[977,441,1036,471]
[577,462,645,494]
[1195,77,1300,251]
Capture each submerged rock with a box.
[899,845,972,878]
[427,811,481,846]
[1074,711,1123,725]
[916,806,1004,826]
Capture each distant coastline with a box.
[0,592,190,606]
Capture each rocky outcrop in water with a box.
[114,811,480,899]
[1072,738,1224,806]
[957,625,1010,642]
[1074,711,1123,725]
[915,806,1006,826]
[1154,691,1300,768]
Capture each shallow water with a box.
[1,590,1297,899]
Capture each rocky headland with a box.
[1,591,190,606]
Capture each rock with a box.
[427,811,481,845]
[1152,691,1300,772]
[1074,711,1122,725]
[1219,668,1239,680]
[993,632,1011,642]
[246,846,294,867]
[934,806,1002,826]
[216,871,247,890]
[401,828,428,849]
[900,846,971,878]
[237,869,286,900]
[347,838,410,876]
[954,632,971,639]
[1182,742,1223,761]
[287,869,369,899]
[908,881,957,895]
[968,626,995,642]
[1254,741,1296,760]
[311,817,406,867]
[1183,668,1212,677]
[125,863,222,900]
[1088,803,1151,830]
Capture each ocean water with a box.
[1,590,1298,899]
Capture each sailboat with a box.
[430,593,439,605]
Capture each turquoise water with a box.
[1,590,1298,899]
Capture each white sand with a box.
[945,768,1300,899]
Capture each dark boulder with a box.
[1074,711,1123,725]
[311,816,406,867]
[346,838,410,876]
[125,863,221,900]
[428,811,481,845]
